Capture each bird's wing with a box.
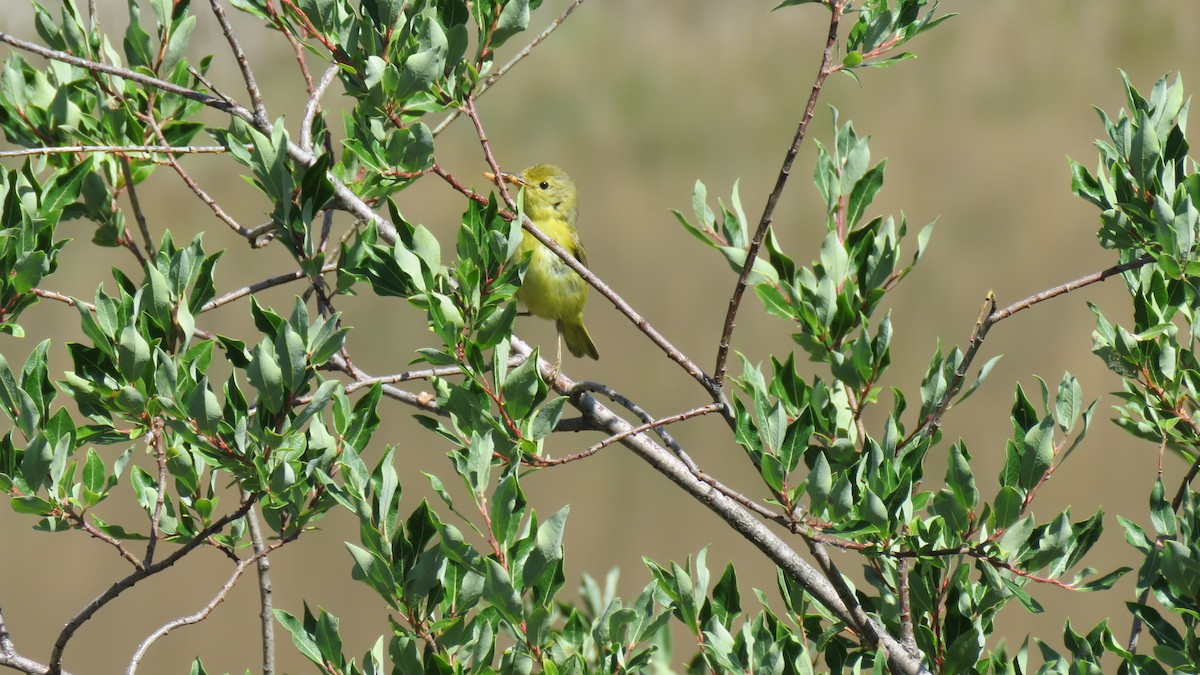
[570,230,589,268]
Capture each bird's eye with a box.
[539,181,550,190]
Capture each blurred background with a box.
[2,0,1200,672]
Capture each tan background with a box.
[2,1,1200,672]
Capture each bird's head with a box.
[487,164,578,223]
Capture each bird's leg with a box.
[551,332,563,380]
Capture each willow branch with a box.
[200,264,338,312]
[118,158,155,259]
[0,144,235,158]
[532,403,720,466]
[916,253,1153,443]
[300,65,339,152]
[507,336,928,674]
[713,0,846,387]
[242,495,275,675]
[0,607,69,675]
[48,498,257,674]
[209,0,269,128]
[125,535,287,675]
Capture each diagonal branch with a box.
[209,0,269,128]
[0,606,72,675]
[125,532,289,675]
[915,252,1153,444]
[508,335,929,674]
[712,0,847,387]
[47,498,258,674]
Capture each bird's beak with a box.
[483,171,525,187]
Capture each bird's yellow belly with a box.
[517,230,587,321]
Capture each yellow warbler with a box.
[485,165,599,361]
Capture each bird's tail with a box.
[558,317,599,360]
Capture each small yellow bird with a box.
[485,165,599,361]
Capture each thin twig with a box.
[915,253,1153,443]
[0,32,233,112]
[209,0,270,128]
[0,31,400,245]
[31,289,94,311]
[61,510,144,569]
[300,65,339,152]
[0,144,236,158]
[0,606,68,675]
[561,376,785,523]
[805,538,886,657]
[200,264,338,312]
[570,381,696,468]
[505,335,929,675]
[126,535,287,675]
[137,111,254,239]
[898,558,918,654]
[119,158,156,259]
[142,417,167,567]
[48,499,257,674]
[241,493,275,675]
[325,353,441,414]
[432,0,589,136]
[341,364,486,392]
[712,0,847,387]
[531,403,720,466]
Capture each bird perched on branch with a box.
[485,164,599,363]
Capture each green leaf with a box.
[0,353,38,437]
[188,378,222,434]
[1149,478,1175,537]
[807,452,832,510]
[117,325,151,381]
[483,558,523,626]
[1018,416,1054,491]
[248,341,285,414]
[275,609,323,665]
[523,505,568,590]
[491,0,530,49]
[502,352,542,420]
[528,396,566,441]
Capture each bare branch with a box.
[60,509,144,570]
[508,336,929,674]
[209,0,270,128]
[142,418,168,567]
[48,498,258,674]
[531,402,721,466]
[915,253,1154,444]
[119,158,156,260]
[300,65,340,153]
[126,535,287,675]
[0,31,400,245]
[325,353,442,414]
[713,0,847,387]
[0,32,236,113]
[0,144,235,158]
[241,495,275,675]
[138,111,255,240]
[0,606,69,675]
[200,264,339,312]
